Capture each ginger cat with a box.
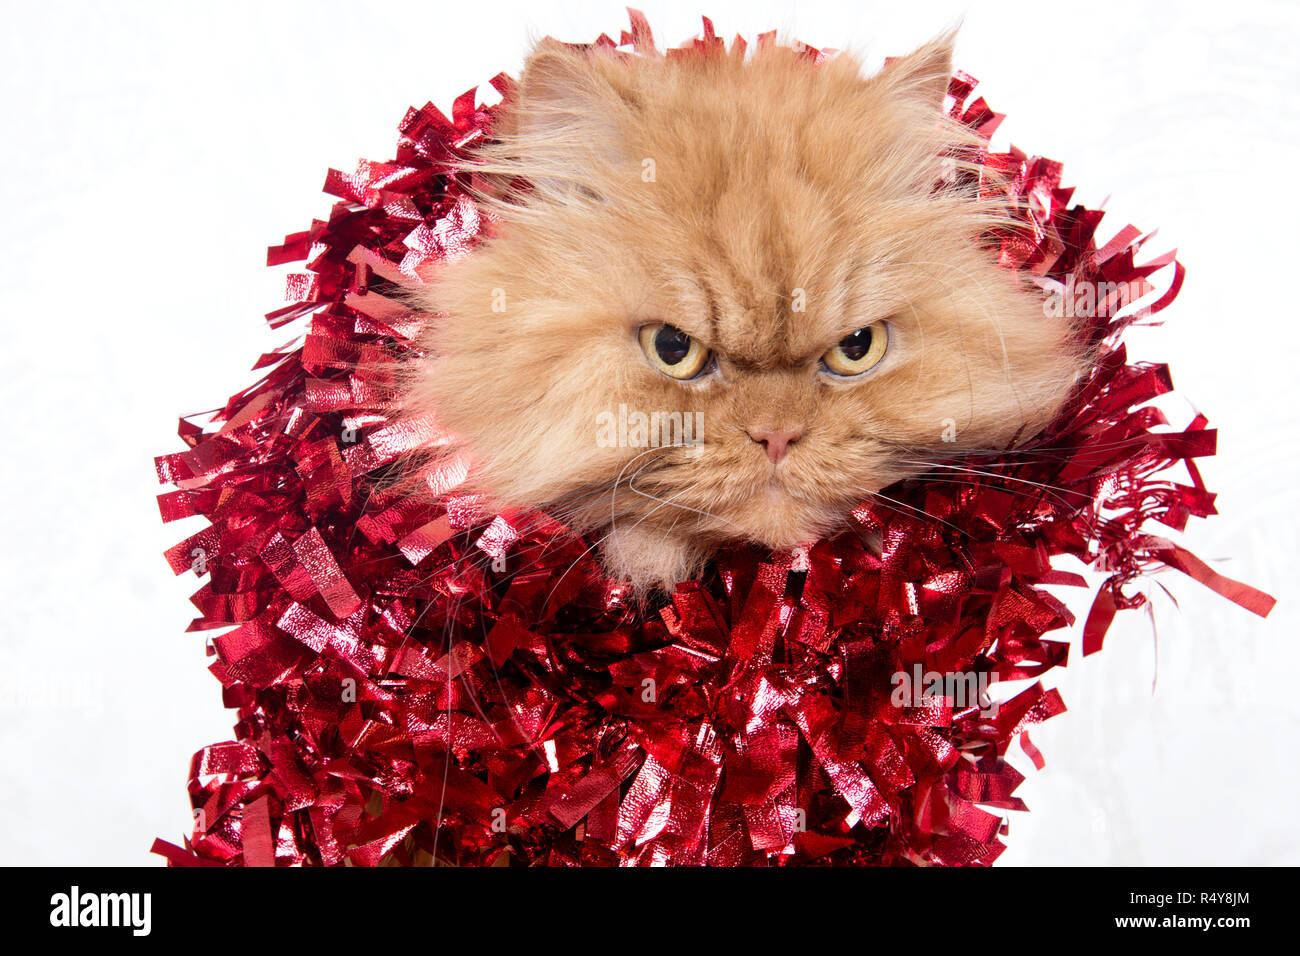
[405,34,1087,591]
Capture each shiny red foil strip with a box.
[153,13,1273,867]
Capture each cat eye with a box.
[638,323,712,380]
[821,322,889,377]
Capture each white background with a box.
[1,0,1295,865]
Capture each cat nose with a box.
[747,427,801,463]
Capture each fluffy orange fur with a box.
[403,33,1089,591]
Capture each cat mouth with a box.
[743,477,839,537]
[760,468,812,502]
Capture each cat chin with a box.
[723,497,843,552]
[596,502,842,594]
[600,523,710,596]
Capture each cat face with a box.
[407,36,1087,591]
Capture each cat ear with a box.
[518,42,641,118]
[507,42,642,202]
[877,30,957,111]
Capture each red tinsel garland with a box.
[152,13,1274,867]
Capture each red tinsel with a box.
[152,13,1273,867]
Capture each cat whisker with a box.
[858,486,974,539]
[626,472,746,535]
[893,458,1083,510]
[609,446,675,533]
[537,485,699,612]
[875,435,1163,461]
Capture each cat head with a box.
[405,34,1089,591]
